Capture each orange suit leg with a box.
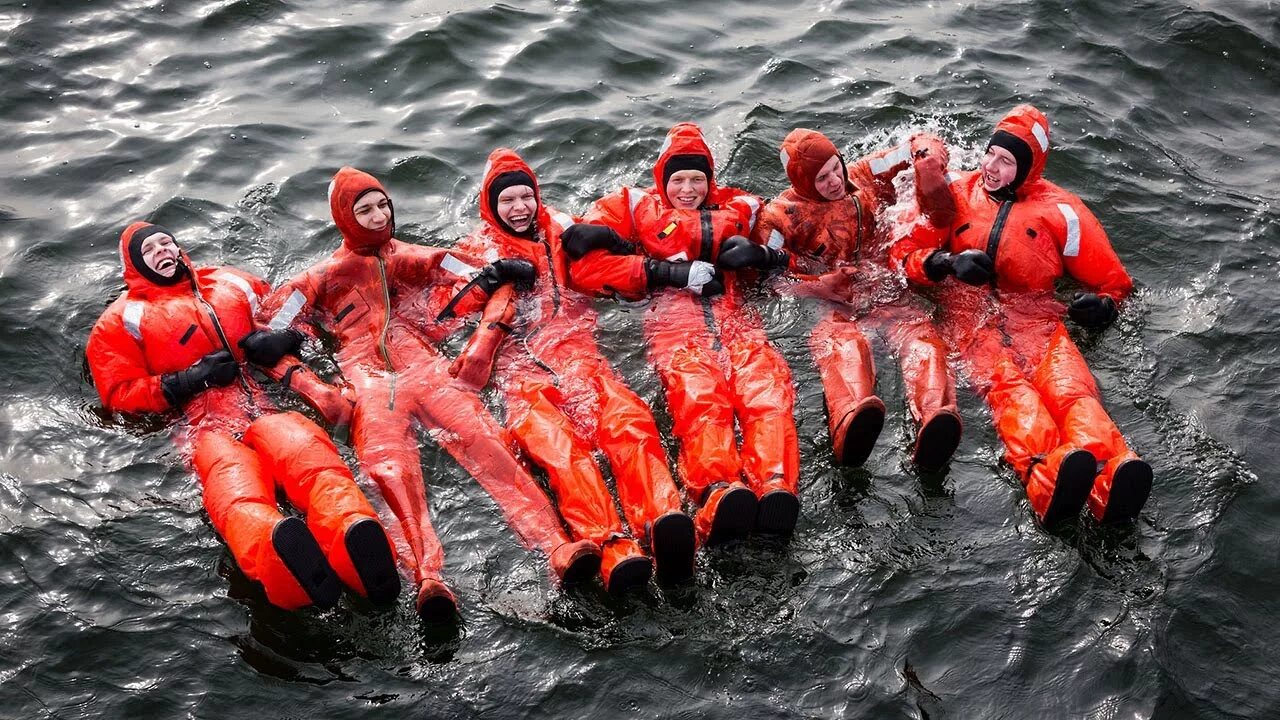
[725,320,800,497]
[979,351,1086,520]
[350,381,443,586]
[809,311,882,465]
[242,411,390,598]
[591,368,684,537]
[1030,324,1142,518]
[886,314,957,426]
[505,379,625,546]
[646,322,742,502]
[193,430,313,610]
[412,377,570,557]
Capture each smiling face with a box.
[813,154,847,201]
[496,184,537,234]
[980,145,1019,192]
[352,191,392,232]
[665,169,708,210]
[139,232,180,277]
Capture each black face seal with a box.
[661,154,712,205]
[487,170,537,237]
[987,130,1033,196]
[127,223,187,286]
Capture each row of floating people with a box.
[86,103,1153,620]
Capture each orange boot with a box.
[244,412,400,605]
[892,318,961,472]
[601,536,653,594]
[694,481,757,546]
[194,431,340,610]
[811,314,884,468]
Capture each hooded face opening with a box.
[139,232,181,278]
[495,184,537,235]
[813,154,847,201]
[665,169,708,210]
[353,190,392,232]
[980,145,1020,193]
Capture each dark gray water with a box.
[2,0,1278,717]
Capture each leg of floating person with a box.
[723,312,801,536]
[349,378,454,620]
[412,374,600,586]
[590,365,693,582]
[979,349,1095,527]
[1031,324,1151,524]
[243,411,399,605]
[193,429,340,610]
[809,311,885,469]
[505,378,650,593]
[883,309,962,472]
[646,306,754,546]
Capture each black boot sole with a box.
[1040,449,1097,527]
[345,518,401,606]
[272,517,341,610]
[838,403,885,467]
[706,486,758,546]
[651,512,696,583]
[606,555,653,594]
[1100,458,1153,524]
[755,488,800,536]
[561,547,603,587]
[914,411,962,473]
[416,583,458,623]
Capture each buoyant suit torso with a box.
[87,223,399,611]
[751,129,962,471]
[450,148,694,588]
[569,123,801,542]
[258,168,597,619]
[892,104,1152,525]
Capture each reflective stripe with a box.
[779,148,790,171]
[269,289,307,331]
[440,253,480,278]
[1031,122,1049,152]
[123,301,144,340]
[738,195,761,231]
[869,145,910,176]
[658,135,672,156]
[551,211,575,229]
[626,187,644,224]
[1058,203,1081,257]
[215,271,257,313]
[666,250,689,262]
[767,228,785,250]
[947,172,962,185]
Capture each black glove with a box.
[1068,292,1118,328]
[161,350,238,406]
[475,258,537,294]
[923,250,955,282]
[645,258,722,296]
[238,328,304,367]
[952,249,994,285]
[716,235,789,271]
[561,224,635,259]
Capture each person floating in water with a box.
[564,122,802,542]
[891,104,1153,526]
[258,167,601,621]
[746,127,963,472]
[86,222,400,611]
[449,148,695,589]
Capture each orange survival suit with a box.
[891,105,1153,525]
[258,167,598,620]
[86,222,399,611]
[450,148,693,587]
[751,128,962,471]
[568,123,801,541]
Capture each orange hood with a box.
[329,166,394,254]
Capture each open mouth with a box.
[156,257,176,271]
[508,214,531,228]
